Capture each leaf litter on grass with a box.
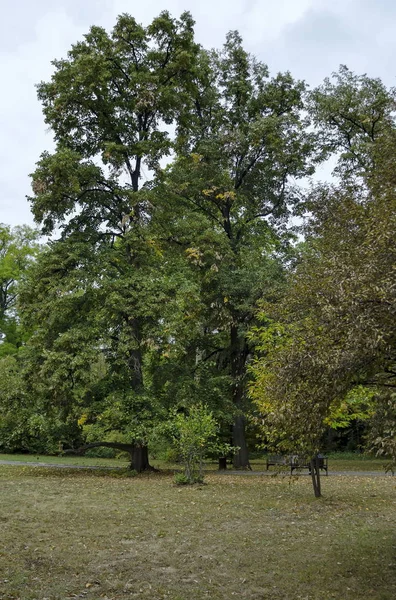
[0,468,395,599]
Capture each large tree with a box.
[159,32,318,467]
[26,16,319,470]
[25,11,199,471]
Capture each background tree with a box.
[0,225,44,454]
[308,65,394,181]
[160,32,319,467]
[250,70,396,494]
[0,224,39,356]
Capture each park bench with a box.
[266,454,289,469]
[290,454,328,475]
[266,454,328,475]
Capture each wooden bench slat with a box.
[266,454,328,475]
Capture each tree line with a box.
[0,12,394,484]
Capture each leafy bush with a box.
[169,404,222,484]
[173,473,191,485]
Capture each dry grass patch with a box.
[0,466,395,600]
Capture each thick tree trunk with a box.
[230,324,251,469]
[232,414,251,469]
[123,316,154,473]
[66,441,154,473]
[130,445,151,472]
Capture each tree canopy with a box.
[21,12,321,470]
[1,14,394,481]
[251,72,396,484]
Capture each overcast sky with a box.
[1,0,396,228]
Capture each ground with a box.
[0,460,395,600]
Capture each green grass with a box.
[326,452,380,460]
[0,452,130,467]
[325,459,390,472]
[0,452,390,473]
[250,455,389,472]
[0,465,395,600]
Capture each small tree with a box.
[170,404,219,484]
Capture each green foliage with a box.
[23,12,201,464]
[173,473,192,485]
[15,12,394,478]
[0,353,84,454]
[368,392,396,465]
[309,65,395,180]
[251,82,396,467]
[24,13,315,467]
[0,224,40,313]
[169,404,219,483]
[0,224,40,357]
[156,31,317,466]
[325,386,376,430]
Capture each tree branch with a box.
[64,441,138,455]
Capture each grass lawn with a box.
[250,454,390,473]
[0,466,394,600]
[0,452,390,473]
[0,453,128,468]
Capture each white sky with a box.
[1,0,396,227]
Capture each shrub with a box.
[173,473,191,485]
[170,404,219,484]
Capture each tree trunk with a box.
[218,456,227,470]
[66,441,154,473]
[130,445,152,472]
[232,414,251,469]
[310,456,322,498]
[123,316,154,473]
[230,324,251,469]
